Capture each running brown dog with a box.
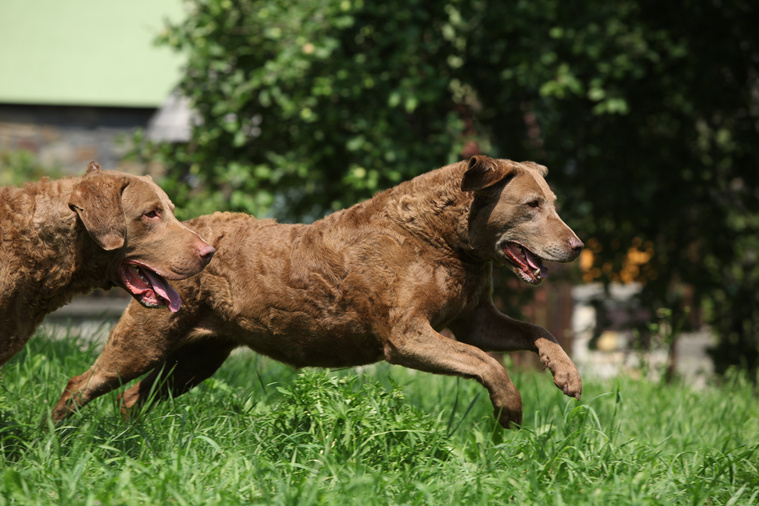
[53,155,583,428]
[0,162,215,366]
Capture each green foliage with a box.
[132,0,759,372]
[251,371,451,470]
[2,332,759,504]
[481,1,759,373]
[0,150,62,186]
[133,0,469,220]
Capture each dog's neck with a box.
[381,161,481,259]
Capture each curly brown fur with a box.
[0,162,215,365]
[53,156,583,428]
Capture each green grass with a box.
[1,329,758,505]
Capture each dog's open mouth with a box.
[119,261,182,312]
[501,242,549,285]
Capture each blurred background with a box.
[1,0,757,382]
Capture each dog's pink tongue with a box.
[521,247,540,269]
[522,247,549,279]
[143,270,182,312]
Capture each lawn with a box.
[1,330,757,505]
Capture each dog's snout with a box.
[568,236,584,253]
[199,244,216,265]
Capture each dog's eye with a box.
[144,210,159,219]
[526,200,541,209]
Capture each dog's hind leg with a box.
[117,337,236,415]
[384,319,523,428]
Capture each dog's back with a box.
[176,210,406,368]
[163,161,487,368]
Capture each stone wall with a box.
[0,103,155,175]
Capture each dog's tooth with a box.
[134,266,147,282]
[534,268,541,278]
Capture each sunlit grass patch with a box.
[1,330,758,505]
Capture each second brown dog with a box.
[53,155,583,428]
[0,162,215,367]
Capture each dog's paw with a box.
[537,341,582,401]
[491,388,523,429]
[551,365,582,401]
[495,405,523,429]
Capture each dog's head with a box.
[68,162,215,311]
[461,155,583,285]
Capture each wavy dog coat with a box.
[53,156,583,428]
[0,162,214,366]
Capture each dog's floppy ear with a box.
[461,155,516,192]
[68,162,128,251]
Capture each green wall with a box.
[0,0,185,107]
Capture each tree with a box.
[135,0,759,373]
[461,0,759,373]
[134,0,472,220]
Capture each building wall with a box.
[0,0,184,107]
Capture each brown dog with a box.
[0,162,215,366]
[53,155,583,428]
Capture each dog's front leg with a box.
[383,319,523,428]
[450,302,582,401]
